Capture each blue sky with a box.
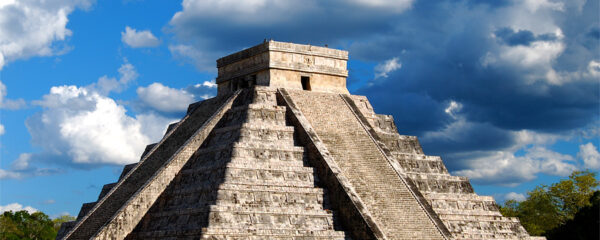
[0,0,598,217]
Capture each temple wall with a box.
[216,41,349,95]
[269,69,349,94]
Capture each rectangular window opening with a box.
[301,76,311,91]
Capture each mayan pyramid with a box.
[57,41,541,240]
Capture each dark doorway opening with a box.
[250,75,257,86]
[301,76,311,91]
[240,79,249,88]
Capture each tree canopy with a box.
[0,210,75,240]
[0,211,56,240]
[500,170,599,238]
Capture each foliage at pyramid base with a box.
[58,87,541,239]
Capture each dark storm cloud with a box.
[167,0,599,182]
[355,0,599,133]
[166,0,407,70]
[588,27,600,39]
[366,92,451,135]
[494,28,557,46]
[349,0,599,173]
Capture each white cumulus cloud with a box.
[374,57,401,79]
[0,153,59,179]
[0,63,179,176]
[88,62,138,94]
[349,0,414,13]
[424,104,578,186]
[0,0,92,70]
[504,192,526,202]
[199,80,217,88]
[454,146,577,186]
[137,83,195,113]
[523,0,564,12]
[168,44,213,71]
[0,203,38,214]
[172,0,313,24]
[121,26,160,48]
[578,142,600,170]
[27,85,171,165]
[0,80,26,109]
[444,100,463,119]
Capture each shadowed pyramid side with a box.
[343,94,540,240]
[59,91,241,240]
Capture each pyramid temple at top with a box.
[57,41,543,240]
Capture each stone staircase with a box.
[285,90,447,239]
[345,95,532,239]
[123,88,348,239]
[57,39,542,239]
[59,87,537,240]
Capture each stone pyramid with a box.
[57,41,542,240]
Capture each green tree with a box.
[499,199,519,218]
[500,170,599,236]
[545,191,600,240]
[515,186,562,235]
[52,215,75,233]
[548,170,598,220]
[0,210,56,240]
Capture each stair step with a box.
[424,192,495,201]
[207,124,296,147]
[134,228,346,239]
[223,104,287,127]
[428,199,499,212]
[172,176,316,191]
[174,183,325,195]
[440,214,521,222]
[164,185,326,209]
[97,182,117,200]
[194,143,305,161]
[435,209,503,217]
[414,174,474,194]
[182,162,314,174]
[76,202,96,220]
[213,124,295,134]
[408,173,467,181]
[119,163,138,181]
[393,153,449,174]
[143,211,337,232]
[444,220,529,237]
[160,202,327,214]
[152,206,333,218]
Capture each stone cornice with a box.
[216,40,348,68]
